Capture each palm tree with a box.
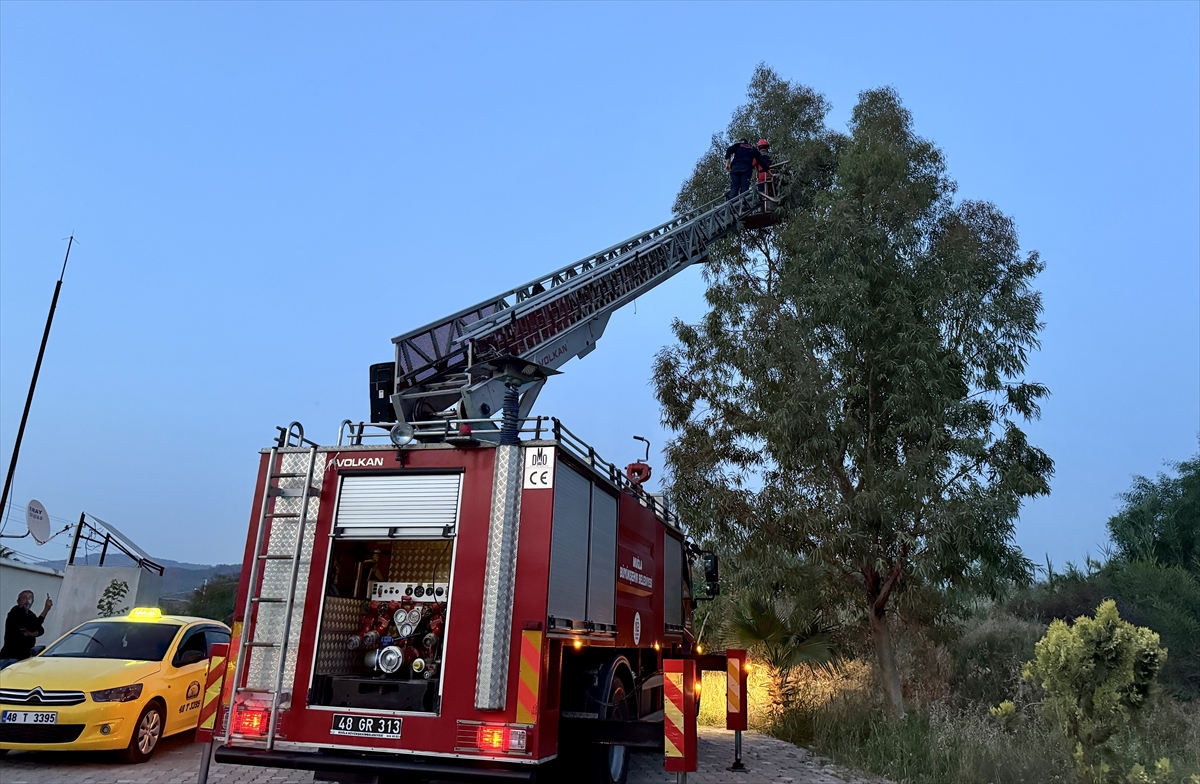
[724,596,839,715]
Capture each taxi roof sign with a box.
[129,607,162,620]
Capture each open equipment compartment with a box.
[308,471,461,715]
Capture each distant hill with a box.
[37,555,242,600]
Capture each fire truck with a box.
[213,179,782,783]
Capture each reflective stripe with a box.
[663,671,684,758]
[727,657,741,714]
[515,630,542,724]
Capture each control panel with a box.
[369,581,450,603]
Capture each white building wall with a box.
[41,565,162,642]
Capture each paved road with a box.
[0,727,877,784]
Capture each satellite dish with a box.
[25,500,51,545]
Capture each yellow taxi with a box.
[0,608,230,762]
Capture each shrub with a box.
[97,579,129,617]
[1023,600,1167,783]
[773,682,1076,784]
[951,611,1045,707]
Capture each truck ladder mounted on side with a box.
[226,423,320,750]
[375,183,781,428]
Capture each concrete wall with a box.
[0,559,64,646]
[42,565,163,642]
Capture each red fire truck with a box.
[213,184,780,783]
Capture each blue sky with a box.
[1,2,1196,568]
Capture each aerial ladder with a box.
[368,170,785,437]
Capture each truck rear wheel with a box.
[593,678,630,784]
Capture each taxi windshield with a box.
[43,621,182,662]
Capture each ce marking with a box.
[523,446,556,489]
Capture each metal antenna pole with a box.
[0,237,74,522]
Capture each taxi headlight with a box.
[91,684,144,702]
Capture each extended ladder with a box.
[225,422,319,750]
[385,184,778,422]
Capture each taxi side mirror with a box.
[177,649,205,666]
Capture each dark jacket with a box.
[0,605,44,660]
[725,142,769,173]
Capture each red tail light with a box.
[478,725,506,750]
[232,708,268,735]
[473,724,526,752]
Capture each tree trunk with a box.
[870,607,906,718]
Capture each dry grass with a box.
[696,664,775,728]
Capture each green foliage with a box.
[951,611,1045,708]
[183,573,239,623]
[97,579,129,617]
[1005,459,1200,700]
[1107,454,1199,573]
[989,700,1019,731]
[776,694,1077,784]
[1108,561,1200,699]
[1023,600,1167,783]
[724,594,839,713]
[657,65,1050,716]
[775,685,1200,784]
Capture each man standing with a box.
[0,590,53,669]
[724,138,770,200]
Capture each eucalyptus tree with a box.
[656,66,1052,716]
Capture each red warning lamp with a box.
[475,725,526,752]
[232,707,268,735]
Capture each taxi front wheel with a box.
[120,702,164,764]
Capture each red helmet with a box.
[757,138,770,148]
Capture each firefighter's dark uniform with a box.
[725,142,769,200]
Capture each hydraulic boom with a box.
[373,182,780,430]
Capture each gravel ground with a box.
[0,727,881,783]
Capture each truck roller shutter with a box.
[587,489,617,625]
[664,534,683,627]
[334,474,462,539]
[548,465,590,622]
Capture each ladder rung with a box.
[235,686,277,694]
[271,472,307,479]
[251,597,286,603]
[245,642,280,648]
[265,512,300,518]
[257,553,294,560]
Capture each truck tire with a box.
[592,677,630,784]
[119,701,164,763]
